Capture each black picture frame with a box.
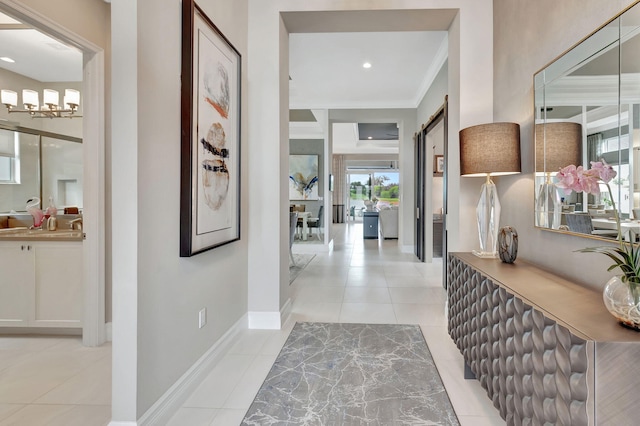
[180,0,241,257]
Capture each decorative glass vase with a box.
[603,276,640,331]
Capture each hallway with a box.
[169,222,504,425]
[0,222,503,425]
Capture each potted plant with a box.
[557,160,640,330]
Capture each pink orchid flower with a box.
[556,161,616,195]
[589,160,617,183]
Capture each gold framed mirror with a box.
[534,1,640,242]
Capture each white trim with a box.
[0,0,101,52]
[280,298,292,326]
[108,423,136,426]
[290,99,417,110]
[412,37,448,108]
[248,299,293,330]
[136,314,248,426]
[105,321,112,341]
[248,311,282,329]
[82,50,106,347]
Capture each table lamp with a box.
[535,122,582,229]
[460,122,521,257]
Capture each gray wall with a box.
[109,0,249,419]
[135,0,249,417]
[493,0,636,290]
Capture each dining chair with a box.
[289,212,298,264]
[566,213,617,237]
[305,205,323,240]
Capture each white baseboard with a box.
[248,311,281,329]
[280,298,292,326]
[108,422,137,426]
[105,321,112,342]
[136,314,248,426]
[401,244,414,254]
[248,299,292,330]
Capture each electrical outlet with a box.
[198,308,207,329]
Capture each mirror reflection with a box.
[534,2,640,241]
[0,126,82,213]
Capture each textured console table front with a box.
[447,253,640,426]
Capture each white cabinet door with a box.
[0,243,35,326]
[0,241,82,328]
[33,243,82,327]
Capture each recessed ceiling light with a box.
[0,57,15,63]
[362,62,372,69]
[368,136,372,140]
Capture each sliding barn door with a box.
[414,130,425,261]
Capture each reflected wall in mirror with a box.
[0,126,82,213]
[534,1,640,242]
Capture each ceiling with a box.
[289,31,448,110]
[0,11,82,82]
[0,9,449,159]
[285,8,453,162]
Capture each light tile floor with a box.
[171,223,505,425]
[0,222,505,425]
[0,336,112,425]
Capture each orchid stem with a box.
[606,183,623,249]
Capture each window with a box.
[0,129,19,184]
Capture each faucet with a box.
[69,217,83,230]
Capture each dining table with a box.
[591,217,640,242]
[297,211,313,241]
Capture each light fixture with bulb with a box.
[1,88,81,119]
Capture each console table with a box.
[447,253,640,425]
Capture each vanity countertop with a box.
[0,228,83,241]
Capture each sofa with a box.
[378,207,398,239]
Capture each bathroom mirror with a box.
[0,125,82,213]
[534,2,640,241]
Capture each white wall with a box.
[417,61,448,126]
[493,0,636,289]
[111,0,249,420]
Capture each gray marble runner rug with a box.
[242,322,459,425]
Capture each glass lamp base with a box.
[475,179,501,257]
[472,250,497,258]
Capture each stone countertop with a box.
[0,228,83,242]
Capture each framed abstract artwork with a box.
[180,0,241,256]
[289,155,319,201]
[434,155,444,175]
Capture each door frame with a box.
[415,98,448,273]
[0,0,106,346]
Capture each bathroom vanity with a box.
[0,227,83,329]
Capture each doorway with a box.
[347,171,400,221]
[414,100,447,272]
[0,1,106,346]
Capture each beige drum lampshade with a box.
[460,122,521,177]
[535,122,582,173]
